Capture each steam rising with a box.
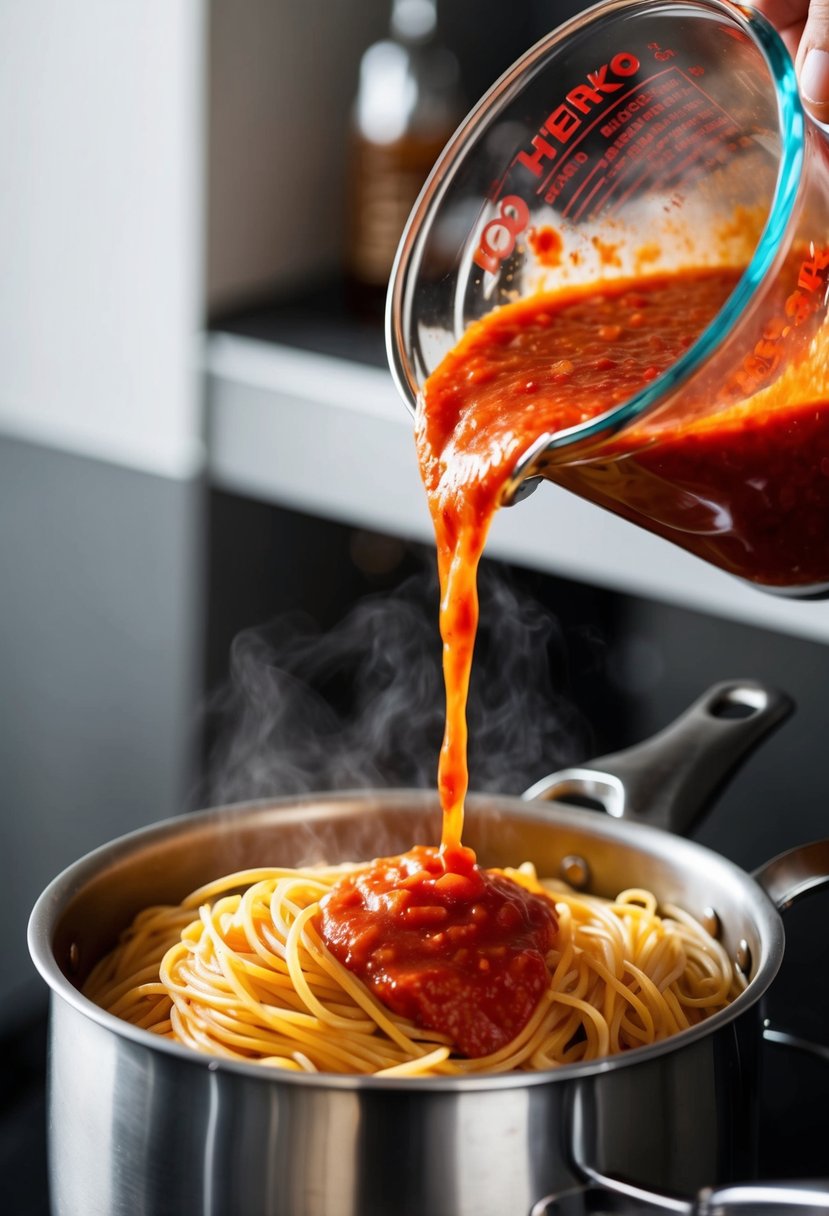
[201,564,593,809]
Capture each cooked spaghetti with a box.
[84,854,741,1076]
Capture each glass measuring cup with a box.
[386,0,829,596]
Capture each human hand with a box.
[752,0,829,122]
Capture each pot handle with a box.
[753,840,829,1067]
[531,1176,829,1214]
[695,1183,829,1213]
[763,1021,829,1064]
[753,839,829,910]
[522,680,793,836]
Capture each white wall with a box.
[0,0,205,478]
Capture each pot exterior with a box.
[49,992,758,1216]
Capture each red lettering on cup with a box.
[515,52,642,178]
[472,195,530,274]
[545,104,581,144]
[516,134,557,178]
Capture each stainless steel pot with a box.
[28,681,829,1216]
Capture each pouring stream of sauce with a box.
[322,263,829,1056]
[417,267,740,857]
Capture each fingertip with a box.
[800,46,829,122]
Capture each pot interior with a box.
[38,789,782,1014]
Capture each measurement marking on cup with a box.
[586,97,741,221]
[526,69,678,199]
[474,63,732,273]
[531,67,729,222]
[472,53,751,276]
[599,166,653,221]
[675,66,742,128]
[562,148,617,219]
[570,174,608,221]
[533,67,695,202]
[593,110,714,214]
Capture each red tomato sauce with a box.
[528,225,563,267]
[558,391,829,588]
[321,263,827,1060]
[319,846,558,1057]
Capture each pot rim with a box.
[28,788,785,1092]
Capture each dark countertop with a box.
[1,1001,49,1215]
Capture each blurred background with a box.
[4,2,829,1211]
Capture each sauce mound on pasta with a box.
[319,846,558,1057]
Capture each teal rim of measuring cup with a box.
[504,0,806,499]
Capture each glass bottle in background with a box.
[345,0,464,316]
